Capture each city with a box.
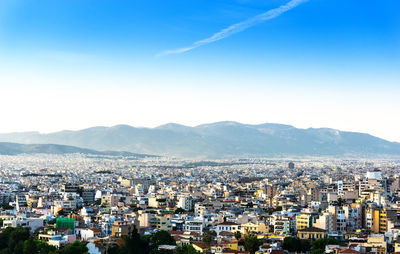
[1,154,400,253]
[0,0,398,253]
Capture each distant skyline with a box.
[0,0,399,141]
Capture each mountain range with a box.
[0,122,399,158]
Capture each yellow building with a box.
[297,227,326,240]
[212,241,242,253]
[111,221,136,237]
[241,222,267,234]
[361,235,387,254]
[367,207,396,234]
[394,240,400,252]
[296,213,314,231]
[193,243,207,253]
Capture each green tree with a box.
[283,237,300,252]
[311,249,324,254]
[0,227,57,254]
[23,239,37,254]
[311,238,339,254]
[175,245,198,254]
[0,227,13,250]
[202,230,216,247]
[234,231,242,240]
[14,241,24,254]
[337,198,345,206]
[47,218,56,225]
[113,227,150,254]
[283,237,310,253]
[1,204,13,210]
[57,210,65,216]
[61,240,88,254]
[8,227,30,253]
[174,208,186,214]
[243,234,261,254]
[150,230,176,254]
[36,240,58,254]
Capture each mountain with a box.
[0,142,154,157]
[0,122,399,158]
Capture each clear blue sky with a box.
[0,0,399,141]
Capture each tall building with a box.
[177,196,194,211]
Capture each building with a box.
[81,189,96,204]
[215,222,240,236]
[62,183,80,193]
[81,228,101,240]
[2,216,43,232]
[241,222,267,234]
[101,195,119,207]
[184,218,205,235]
[177,196,194,211]
[297,227,326,240]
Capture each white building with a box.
[177,196,194,211]
[184,217,205,235]
[215,221,240,236]
[2,216,43,232]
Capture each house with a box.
[297,227,326,240]
[81,228,101,240]
[193,242,208,253]
[216,222,241,236]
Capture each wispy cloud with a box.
[158,0,308,57]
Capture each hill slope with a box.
[0,142,153,157]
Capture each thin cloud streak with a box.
[158,0,308,56]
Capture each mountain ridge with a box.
[0,122,399,158]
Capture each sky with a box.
[0,0,399,141]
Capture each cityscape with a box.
[1,0,399,253]
[1,153,400,254]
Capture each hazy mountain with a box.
[0,122,399,158]
[0,142,153,157]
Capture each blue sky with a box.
[0,0,399,141]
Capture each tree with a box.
[35,240,58,254]
[120,227,149,254]
[311,238,339,254]
[23,239,37,254]
[283,237,301,252]
[202,230,216,247]
[243,234,261,254]
[234,231,242,240]
[174,208,186,214]
[61,240,88,254]
[14,241,24,254]
[8,227,30,253]
[47,219,56,225]
[0,226,57,254]
[337,198,345,206]
[150,230,176,252]
[175,245,198,254]
[283,237,310,253]
[1,204,13,210]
